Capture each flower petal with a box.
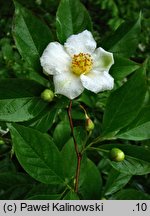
[92,47,114,71]
[53,72,84,99]
[64,30,96,56]
[40,42,71,75]
[80,70,114,93]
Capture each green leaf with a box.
[25,183,64,199]
[26,70,49,87]
[27,98,71,133]
[63,191,79,200]
[0,79,47,122]
[56,0,92,43]
[0,184,33,200]
[74,126,87,151]
[0,172,34,191]
[98,144,150,175]
[13,1,53,71]
[25,106,58,132]
[110,55,140,80]
[104,169,132,196]
[79,158,102,199]
[53,121,71,150]
[8,123,65,184]
[97,158,111,175]
[71,110,85,120]
[1,38,14,61]
[110,157,150,175]
[79,90,97,108]
[0,157,16,173]
[118,122,150,141]
[110,189,150,200]
[102,13,141,57]
[0,172,34,199]
[61,139,77,180]
[117,105,150,140]
[102,67,147,135]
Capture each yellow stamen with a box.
[71,53,93,75]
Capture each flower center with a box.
[71,53,93,75]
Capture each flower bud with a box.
[40,89,54,102]
[86,117,95,132]
[109,148,125,162]
[0,139,5,145]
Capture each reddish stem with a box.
[67,100,82,193]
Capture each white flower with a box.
[40,30,114,99]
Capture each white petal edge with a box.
[80,70,114,93]
[53,72,84,99]
[40,42,71,75]
[92,47,114,71]
[64,30,96,56]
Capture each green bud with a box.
[86,118,95,132]
[41,89,54,102]
[0,139,5,145]
[109,148,125,162]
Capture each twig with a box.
[75,152,82,192]
[68,101,78,156]
[67,100,82,193]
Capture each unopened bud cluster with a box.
[109,148,125,162]
[85,114,95,132]
[40,89,54,102]
[0,139,5,145]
